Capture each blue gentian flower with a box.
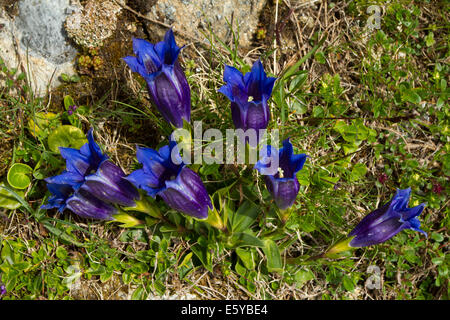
[348,188,427,247]
[44,128,108,190]
[41,183,74,212]
[127,140,212,219]
[65,188,117,220]
[42,129,139,220]
[123,29,191,128]
[82,160,140,207]
[255,138,308,210]
[218,60,276,144]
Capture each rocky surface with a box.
[65,0,123,49]
[0,0,267,96]
[0,0,79,95]
[146,0,267,47]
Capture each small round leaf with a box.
[7,163,33,190]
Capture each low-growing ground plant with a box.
[0,0,448,300]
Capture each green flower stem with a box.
[323,237,355,258]
[277,207,292,224]
[203,206,227,232]
[112,210,145,228]
[124,195,162,218]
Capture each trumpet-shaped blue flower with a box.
[41,183,74,213]
[348,188,427,247]
[254,138,308,210]
[127,140,212,219]
[44,128,108,190]
[82,160,140,207]
[218,60,276,144]
[65,188,117,220]
[123,29,190,128]
[42,129,139,220]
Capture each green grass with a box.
[0,0,448,299]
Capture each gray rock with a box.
[0,0,79,95]
[64,0,123,49]
[16,0,78,64]
[147,0,267,47]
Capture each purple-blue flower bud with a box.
[42,129,139,220]
[218,60,276,145]
[123,29,191,128]
[254,138,308,210]
[348,188,427,247]
[127,140,212,219]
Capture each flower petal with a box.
[83,161,139,207]
[122,56,147,76]
[265,176,299,210]
[159,167,211,219]
[223,65,245,88]
[45,170,84,188]
[349,217,405,247]
[391,187,412,211]
[41,183,74,212]
[59,147,90,176]
[246,100,270,131]
[132,38,161,73]
[66,189,116,220]
[154,29,182,65]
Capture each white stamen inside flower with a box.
[248,96,254,102]
[278,167,284,178]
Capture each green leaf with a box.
[288,71,308,93]
[294,269,314,288]
[234,260,247,276]
[425,32,435,47]
[312,105,324,117]
[315,51,326,64]
[431,232,444,242]
[28,112,60,139]
[291,100,307,115]
[70,74,81,83]
[401,89,421,104]
[296,166,310,186]
[231,232,265,248]
[131,286,146,300]
[13,261,31,271]
[342,275,355,291]
[431,257,444,265]
[0,183,25,209]
[262,239,283,273]
[42,221,85,247]
[48,125,88,153]
[63,95,76,111]
[191,244,213,272]
[199,163,220,177]
[55,247,68,260]
[7,163,33,189]
[60,73,70,82]
[178,252,193,269]
[236,248,256,270]
[230,201,259,233]
[350,163,367,181]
